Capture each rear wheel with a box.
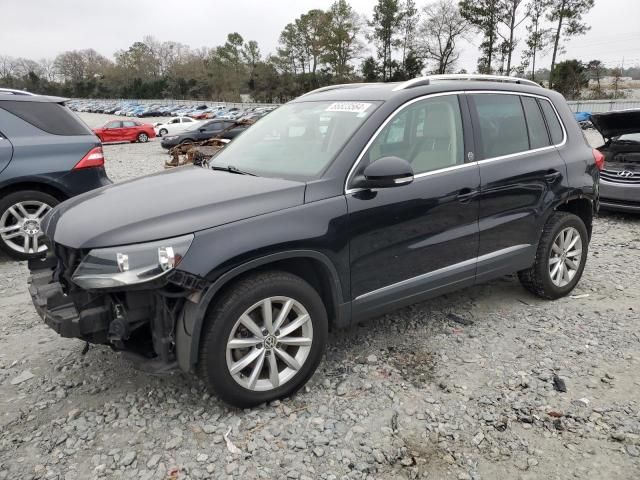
[199,271,328,408]
[0,190,58,260]
[518,212,588,299]
[137,132,149,143]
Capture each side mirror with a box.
[352,156,414,189]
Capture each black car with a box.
[0,88,111,260]
[591,109,640,212]
[28,75,599,407]
[160,119,248,149]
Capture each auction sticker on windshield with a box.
[326,102,372,114]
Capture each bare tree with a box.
[418,0,469,74]
[0,55,17,79]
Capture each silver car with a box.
[593,109,640,213]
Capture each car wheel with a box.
[180,139,194,145]
[518,212,588,300]
[137,132,149,143]
[199,271,328,408]
[0,190,59,260]
[159,128,168,137]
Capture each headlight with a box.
[72,234,194,289]
[163,135,179,141]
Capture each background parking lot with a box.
[0,113,638,480]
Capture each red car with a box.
[93,120,156,143]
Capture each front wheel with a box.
[0,190,59,260]
[198,271,328,408]
[518,212,589,299]
[137,132,149,143]
[159,128,168,137]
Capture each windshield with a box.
[210,101,380,181]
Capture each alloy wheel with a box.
[0,200,51,255]
[548,226,583,287]
[138,133,149,142]
[226,296,313,392]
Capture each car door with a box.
[101,121,121,142]
[467,92,568,282]
[122,120,138,141]
[347,93,480,319]
[200,121,223,140]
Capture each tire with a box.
[180,139,194,145]
[518,212,589,299]
[0,190,59,260]
[137,132,149,143]
[198,271,328,408]
[159,128,168,137]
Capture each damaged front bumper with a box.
[27,247,208,371]
[28,267,111,340]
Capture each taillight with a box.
[74,146,104,169]
[592,148,605,171]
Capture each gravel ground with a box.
[0,115,639,480]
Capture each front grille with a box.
[601,166,640,184]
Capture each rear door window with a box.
[469,94,529,159]
[123,121,138,127]
[539,99,564,145]
[521,96,551,149]
[105,121,122,128]
[0,100,92,135]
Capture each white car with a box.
[154,116,202,137]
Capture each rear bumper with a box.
[28,263,111,339]
[599,179,640,213]
[58,167,112,197]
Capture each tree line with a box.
[0,0,634,102]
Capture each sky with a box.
[1,0,639,73]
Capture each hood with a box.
[44,167,305,249]
[591,109,640,139]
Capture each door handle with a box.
[544,170,562,184]
[457,188,478,203]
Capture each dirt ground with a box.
[0,116,638,480]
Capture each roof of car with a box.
[0,88,68,103]
[294,75,547,103]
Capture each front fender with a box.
[176,249,348,372]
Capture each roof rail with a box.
[300,82,377,97]
[392,74,540,91]
[0,88,36,96]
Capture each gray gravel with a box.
[0,114,638,479]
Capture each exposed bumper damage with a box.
[27,246,208,370]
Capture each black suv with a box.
[0,89,111,259]
[28,75,599,407]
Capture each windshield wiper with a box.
[210,165,256,176]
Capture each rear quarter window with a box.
[521,96,551,149]
[0,100,91,136]
[538,99,564,145]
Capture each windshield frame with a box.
[208,100,382,182]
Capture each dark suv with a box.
[0,89,111,259]
[28,75,600,407]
